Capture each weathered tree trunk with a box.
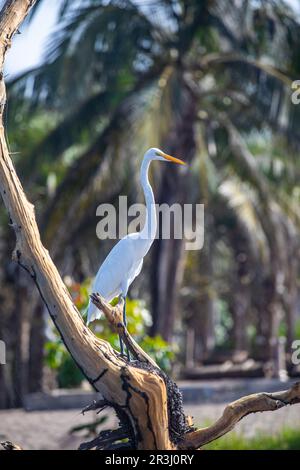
[0,0,300,451]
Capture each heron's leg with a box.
[119,334,124,356]
[118,295,128,359]
[122,296,130,361]
[123,296,127,326]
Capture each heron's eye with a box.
[155,151,162,157]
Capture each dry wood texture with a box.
[0,0,299,452]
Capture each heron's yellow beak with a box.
[158,151,186,165]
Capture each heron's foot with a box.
[126,348,131,362]
[118,335,130,361]
[117,351,131,364]
[119,352,130,362]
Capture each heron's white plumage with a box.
[87,147,185,325]
[87,235,144,323]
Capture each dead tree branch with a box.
[180,382,300,449]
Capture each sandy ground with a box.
[1,402,300,450]
[0,408,117,450]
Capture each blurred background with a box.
[0,0,300,450]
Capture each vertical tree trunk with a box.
[282,225,298,354]
[0,261,30,408]
[150,85,197,340]
[0,322,8,408]
[223,121,289,369]
[0,230,9,408]
[228,222,252,353]
[10,270,29,406]
[258,217,286,367]
[191,229,215,362]
[254,276,275,361]
[28,301,44,393]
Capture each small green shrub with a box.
[44,341,84,388]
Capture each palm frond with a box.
[9,0,161,109]
[40,63,165,245]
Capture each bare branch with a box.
[180,382,300,449]
[90,293,159,369]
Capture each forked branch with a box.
[90,292,159,368]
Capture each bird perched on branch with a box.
[87,148,186,358]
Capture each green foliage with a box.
[279,321,287,338]
[44,341,65,370]
[204,428,300,450]
[44,340,84,388]
[56,355,85,389]
[139,335,176,372]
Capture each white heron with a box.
[87,148,186,358]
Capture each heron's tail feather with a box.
[86,300,102,325]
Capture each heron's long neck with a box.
[140,159,157,241]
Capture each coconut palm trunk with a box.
[150,86,197,340]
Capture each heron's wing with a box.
[87,238,146,324]
[86,301,101,325]
[86,285,120,324]
[132,259,143,279]
[92,236,137,300]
